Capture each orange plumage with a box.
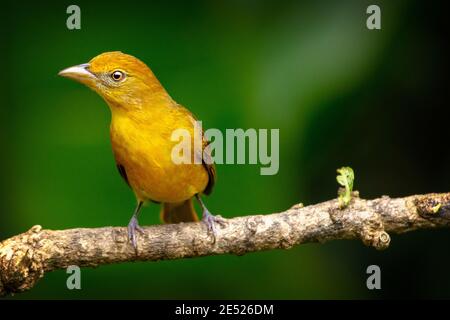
[59,51,220,248]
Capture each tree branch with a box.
[1,192,449,297]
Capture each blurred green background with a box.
[1,0,449,299]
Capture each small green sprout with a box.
[431,203,441,214]
[336,166,354,208]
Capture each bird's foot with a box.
[128,215,144,250]
[202,209,227,243]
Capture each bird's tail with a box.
[160,198,199,223]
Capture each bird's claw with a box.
[128,215,144,250]
[202,210,227,243]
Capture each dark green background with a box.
[1,0,449,299]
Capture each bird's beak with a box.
[58,63,96,85]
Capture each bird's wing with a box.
[201,137,216,195]
[116,163,130,187]
[176,104,216,195]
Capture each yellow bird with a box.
[59,51,223,248]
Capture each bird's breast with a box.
[109,111,208,203]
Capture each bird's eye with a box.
[111,70,125,82]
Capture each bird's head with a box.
[59,51,171,110]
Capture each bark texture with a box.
[1,192,449,297]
